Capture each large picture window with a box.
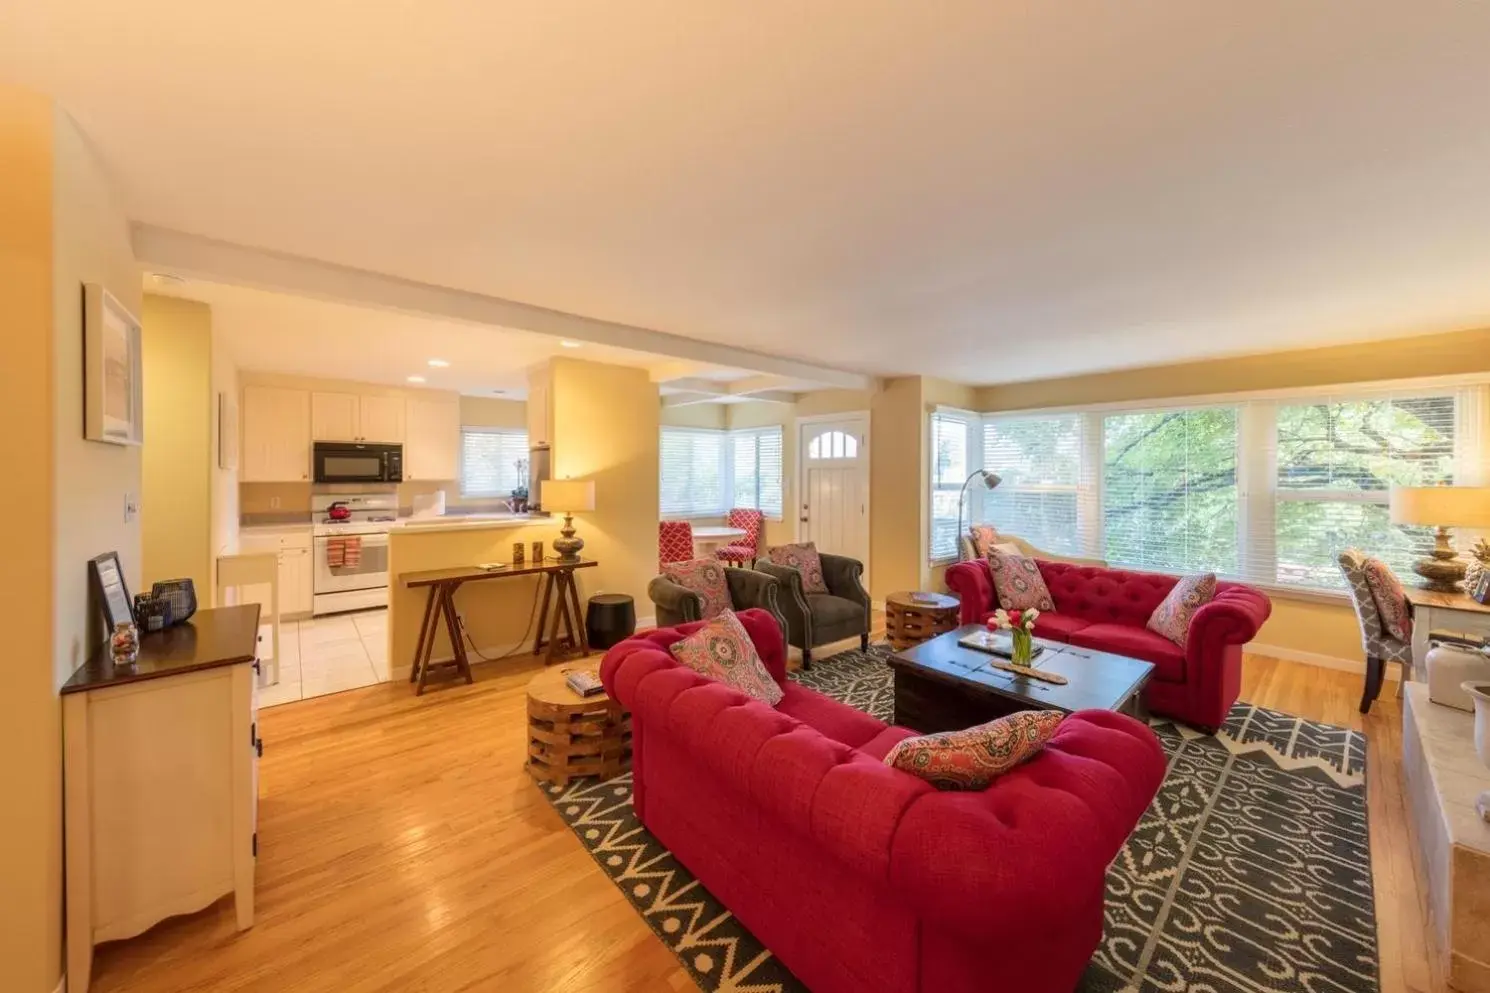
[731,426,785,519]
[981,413,1085,556]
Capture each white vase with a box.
[1464,681,1490,823]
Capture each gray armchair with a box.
[755,553,870,668]
[648,568,788,636]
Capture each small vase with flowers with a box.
[988,607,1039,666]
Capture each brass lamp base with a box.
[1413,525,1467,592]
[552,512,584,564]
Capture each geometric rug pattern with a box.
[542,644,1377,993]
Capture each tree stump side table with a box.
[885,591,961,651]
[525,665,632,787]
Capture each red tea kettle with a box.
[327,501,352,521]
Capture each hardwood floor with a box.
[87,648,1442,993]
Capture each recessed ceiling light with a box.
[149,272,186,286]
[406,375,426,384]
[427,358,450,367]
[560,340,582,348]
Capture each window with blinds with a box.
[459,428,529,497]
[980,413,1086,556]
[732,426,785,518]
[660,427,728,517]
[930,412,973,560]
[1103,407,1239,574]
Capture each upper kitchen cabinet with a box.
[527,366,551,449]
[312,391,405,443]
[404,396,460,481]
[241,386,311,482]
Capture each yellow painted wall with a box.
[0,89,141,993]
[142,295,213,591]
[660,402,727,429]
[459,394,525,429]
[210,313,239,562]
[974,329,1490,663]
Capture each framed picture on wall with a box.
[83,283,143,446]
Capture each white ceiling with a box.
[8,3,1490,384]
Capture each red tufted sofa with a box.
[945,560,1271,730]
[601,608,1166,993]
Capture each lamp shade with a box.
[1389,486,1490,528]
[540,478,595,513]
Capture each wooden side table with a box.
[525,665,631,787]
[885,591,961,651]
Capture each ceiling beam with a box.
[659,392,725,407]
[134,225,875,391]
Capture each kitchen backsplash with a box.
[240,481,512,526]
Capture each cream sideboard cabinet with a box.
[62,605,262,993]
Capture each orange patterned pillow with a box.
[968,525,1001,558]
[662,558,731,620]
[1361,557,1412,641]
[1146,573,1217,647]
[669,610,784,706]
[767,541,828,594]
[884,710,1063,790]
[986,548,1055,612]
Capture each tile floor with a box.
[257,607,388,708]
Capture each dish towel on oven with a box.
[342,536,362,568]
[327,538,345,569]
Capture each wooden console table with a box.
[62,605,262,993]
[1406,587,1490,680]
[402,558,598,694]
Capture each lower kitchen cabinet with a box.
[238,529,314,619]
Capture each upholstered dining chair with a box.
[1337,548,1414,714]
[715,508,765,566]
[659,521,695,571]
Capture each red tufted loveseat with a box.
[601,608,1166,993]
[945,560,1271,730]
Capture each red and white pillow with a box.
[662,558,731,620]
[1147,573,1217,647]
[1361,557,1413,641]
[986,548,1055,612]
[767,541,829,594]
[669,610,783,706]
[968,524,1001,558]
[884,710,1063,790]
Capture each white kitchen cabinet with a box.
[527,368,551,448]
[241,386,311,482]
[312,391,405,443]
[278,546,313,616]
[404,396,461,480]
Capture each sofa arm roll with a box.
[1188,585,1272,653]
[820,553,870,612]
[754,561,810,649]
[725,568,789,647]
[944,560,994,626]
[647,576,702,627]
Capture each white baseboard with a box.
[1247,643,1402,681]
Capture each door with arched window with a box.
[797,416,870,574]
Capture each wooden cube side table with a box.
[525,665,631,787]
[885,591,961,651]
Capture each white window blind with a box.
[930,411,973,560]
[980,413,1089,556]
[731,426,784,518]
[460,428,529,498]
[660,427,727,517]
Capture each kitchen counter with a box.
[390,513,560,534]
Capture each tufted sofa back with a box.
[1036,561,1247,627]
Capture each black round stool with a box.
[586,593,637,650]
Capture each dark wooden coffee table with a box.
[887,625,1155,733]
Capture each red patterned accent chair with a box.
[601,609,1166,993]
[946,559,1271,731]
[715,508,766,565]
[658,521,695,571]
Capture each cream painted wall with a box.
[210,309,239,564]
[0,89,141,993]
[142,295,213,592]
[459,394,525,429]
[660,402,726,429]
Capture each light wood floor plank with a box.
[87,647,1441,993]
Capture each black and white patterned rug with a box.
[541,646,1377,993]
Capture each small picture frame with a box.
[88,552,134,632]
[1472,568,1490,606]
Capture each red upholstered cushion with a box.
[669,611,784,705]
[1030,611,1093,643]
[883,710,1064,790]
[777,683,888,750]
[715,544,756,562]
[1038,561,1177,626]
[1146,573,1218,646]
[768,541,829,594]
[725,507,766,556]
[662,558,731,619]
[659,520,695,569]
[1069,623,1186,683]
[857,725,919,762]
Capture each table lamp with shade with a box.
[541,478,596,564]
[1388,485,1490,591]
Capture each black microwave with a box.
[313,442,403,484]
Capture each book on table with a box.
[564,669,605,697]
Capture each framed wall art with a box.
[83,283,144,446]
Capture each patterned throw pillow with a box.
[1146,573,1218,647]
[669,610,783,706]
[1361,557,1413,642]
[883,710,1063,790]
[968,524,1000,558]
[767,541,828,594]
[986,548,1055,611]
[662,558,731,620]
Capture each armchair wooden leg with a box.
[860,633,870,652]
[1359,655,1384,714]
[801,647,812,670]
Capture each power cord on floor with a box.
[457,570,548,663]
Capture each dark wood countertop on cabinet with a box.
[61,604,263,695]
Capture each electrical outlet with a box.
[270,496,282,510]
[123,492,139,523]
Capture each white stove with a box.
[310,493,396,614]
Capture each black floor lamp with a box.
[956,470,1002,555]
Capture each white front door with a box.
[798,417,870,577]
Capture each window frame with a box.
[659,426,730,518]
[458,426,530,499]
[729,424,785,521]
